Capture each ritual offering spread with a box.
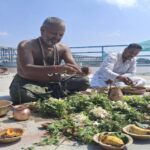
[93,132,133,150]
[0,128,23,143]
[123,123,150,140]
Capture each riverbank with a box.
[0,65,150,95]
[91,66,150,75]
[0,68,150,150]
[4,65,150,74]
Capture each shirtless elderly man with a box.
[10,17,90,104]
[91,43,146,88]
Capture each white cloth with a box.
[90,53,146,87]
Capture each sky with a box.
[0,0,150,49]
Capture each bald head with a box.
[40,17,66,46]
[41,17,66,31]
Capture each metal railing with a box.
[0,44,150,67]
[0,47,17,67]
[71,45,128,66]
[71,45,150,66]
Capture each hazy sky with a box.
[0,0,150,48]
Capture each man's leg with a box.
[114,81,127,87]
[9,74,49,104]
[10,87,36,105]
[63,76,90,93]
[130,76,146,87]
[9,75,36,104]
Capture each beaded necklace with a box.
[38,37,59,66]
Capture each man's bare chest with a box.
[32,47,62,66]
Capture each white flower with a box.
[93,121,100,126]
[113,100,130,110]
[71,113,87,126]
[90,107,109,119]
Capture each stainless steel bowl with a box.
[0,100,13,116]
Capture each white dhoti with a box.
[90,52,147,88]
[90,76,146,88]
[114,76,146,87]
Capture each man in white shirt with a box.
[90,43,146,87]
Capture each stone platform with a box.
[0,72,150,150]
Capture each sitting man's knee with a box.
[80,77,90,90]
